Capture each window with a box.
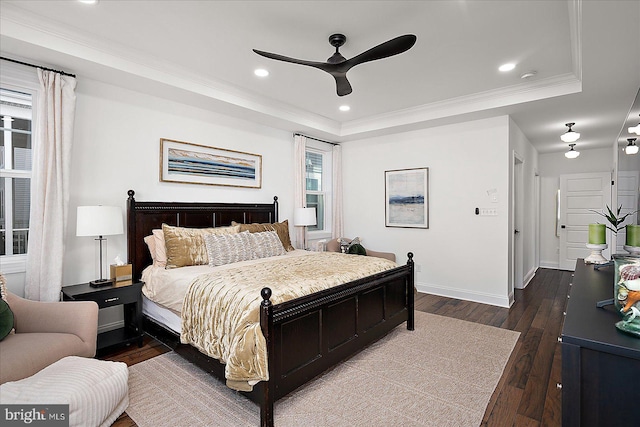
[305,141,332,235]
[1,88,33,256]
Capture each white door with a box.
[559,172,612,270]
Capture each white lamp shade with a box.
[565,148,580,159]
[76,206,124,236]
[293,207,317,227]
[626,144,639,155]
[560,130,580,143]
[629,124,640,136]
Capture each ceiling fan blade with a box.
[334,74,353,97]
[253,49,332,71]
[343,34,417,70]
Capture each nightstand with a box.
[62,281,144,354]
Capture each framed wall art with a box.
[385,167,429,228]
[160,138,262,188]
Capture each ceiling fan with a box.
[253,33,417,96]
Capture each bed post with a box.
[259,287,275,427]
[407,252,415,331]
[273,196,279,222]
[127,190,137,274]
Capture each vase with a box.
[613,254,640,338]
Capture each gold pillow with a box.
[162,223,240,269]
[231,220,294,251]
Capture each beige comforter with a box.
[180,252,398,391]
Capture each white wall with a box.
[537,147,613,269]
[341,116,513,307]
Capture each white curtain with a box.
[25,70,77,301]
[293,134,307,249]
[332,144,343,238]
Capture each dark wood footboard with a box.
[258,256,414,426]
[126,190,414,427]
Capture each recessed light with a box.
[339,105,350,112]
[254,69,269,77]
[78,0,99,4]
[499,63,516,72]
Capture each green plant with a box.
[590,205,639,234]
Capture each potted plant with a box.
[590,205,638,235]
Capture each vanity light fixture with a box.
[625,138,639,155]
[560,122,580,143]
[565,143,580,159]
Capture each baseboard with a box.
[416,282,511,308]
[517,266,537,290]
[98,320,124,334]
[540,260,560,269]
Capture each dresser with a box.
[561,260,640,427]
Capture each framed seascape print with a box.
[385,167,429,228]
[160,139,262,188]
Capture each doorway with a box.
[512,153,524,291]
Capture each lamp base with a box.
[585,243,608,264]
[624,245,640,255]
[89,278,115,288]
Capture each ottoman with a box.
[0,356,129,427]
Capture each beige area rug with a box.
[126,312,519,427]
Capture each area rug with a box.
[126,312,519,427]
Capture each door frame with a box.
[511,151,524,294]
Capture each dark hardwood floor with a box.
[103,267,571,427]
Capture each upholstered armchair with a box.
[0,291,99,384]
[325,238,396,262]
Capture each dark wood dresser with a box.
[561,260,640,427]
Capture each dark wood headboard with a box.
[126,190,279,281]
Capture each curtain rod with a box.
[293,132,338,146]
[0,56,76,78]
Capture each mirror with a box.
[615,87,640,252]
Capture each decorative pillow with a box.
[251,231,286,259]
[347,243,367,256]
[151,229,167,267]
[163,224,240,269]
[144,235,157,260]
[204,231,257,267]
[232,220,294,251]
[0,273,8,302]
[0,299,14,341]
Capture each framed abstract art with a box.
[385,167,429,228]
[160,138,262,188]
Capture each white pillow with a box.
[204,231,257,267]
[251,230,286,259]
[151,229,167,267]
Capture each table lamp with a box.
[624,224,640,255]
[293,207,316,250]
[585,223,608,264]
[76,205,124,287]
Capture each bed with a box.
[126,190,415,427]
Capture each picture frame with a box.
[160,138,262,188]
[385,167,429,228]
